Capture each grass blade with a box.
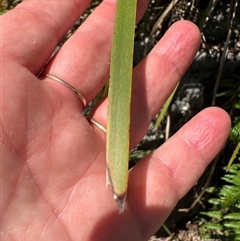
[154,83,179,130]
[107,0,137,213]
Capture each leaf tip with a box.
[114,193,126,214]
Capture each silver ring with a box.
[45,73,86,107]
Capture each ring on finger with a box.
[44,73,87,107]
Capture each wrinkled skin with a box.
[1,0,230,240]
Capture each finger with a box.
[2,0,91,74]
[91,20,201,146]
[42,0,150,103]
[128,107,231,240]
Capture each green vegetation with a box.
[200,162,240,240]
[107,0,137,213]
[2,0,240,239]
[200,108,240,240]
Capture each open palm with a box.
[1,0,230,240]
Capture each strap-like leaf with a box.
[107,0,137,213]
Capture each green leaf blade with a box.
[107,0,137,213]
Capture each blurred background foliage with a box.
[1,0,240,240]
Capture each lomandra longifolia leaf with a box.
[106,0,137,213]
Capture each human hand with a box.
[1,0,230,240]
